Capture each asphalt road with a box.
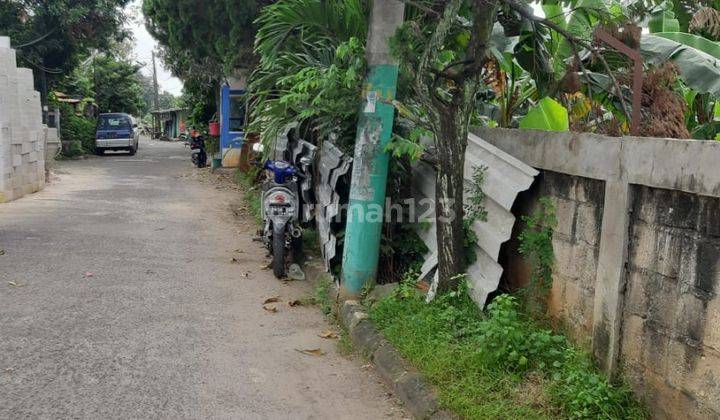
[0,139,404,419]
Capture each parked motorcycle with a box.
[253,142,310,278]
[188,132,207,168]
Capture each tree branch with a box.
[396,0,441,17]
[503,0,632,124]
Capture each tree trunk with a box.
[434,106,469,294]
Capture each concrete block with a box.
[620,314,646,368]
[574,243,599,291]
[683,348,720,415]
[574,177,605,204]
[624,270,649,317]
[553,197,577,238]
[372,343,408,387]
[349,320,383,357]
[564,281,593,333]
[675,293,708,344]
[703,299,720,352]
[629,222,657,271]
[553,238,576,279]
[394,372,440,419]
[576,203,601,245]
[653,228,684,279]
[339,300,368,331]
[547,275,566,319]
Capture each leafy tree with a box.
[143,0,273,120]
[248,0,368,149]
[390,0,633,292]
[91,54,146,114]
[0,0,131,99]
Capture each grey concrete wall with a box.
[501,171,605,345]
[0,36,47,202]
[476,127,720,419]
[622,186,720,419]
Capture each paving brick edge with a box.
[337,299,458,420]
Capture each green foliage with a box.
[385,125,428,161]
[462,166,488,269]
[234,168,262,226]
[520,97,569,131]
[0,0,130,93]
[370,284,648,419]
[144,0,265,76]
[55,102,95,154]
[205,136,220,156]
[90,55,146,115]
[248,0,368,150]
[518,197,557,314]
[379,223,428,283]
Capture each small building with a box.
[150,108,188,140]
[52,91,98,119]
[219,75,247,167]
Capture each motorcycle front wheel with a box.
[272,230,286,278]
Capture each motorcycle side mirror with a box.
[252,143,265,153]
[300,156,312,166]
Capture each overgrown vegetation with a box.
[462,165,489,269]
[370,282,647,419]
[248,0,368,151]
[518,197,557,315]
[234,168,262,225]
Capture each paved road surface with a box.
[0,139,404,419]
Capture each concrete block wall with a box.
[500,171,605,345]
[0,36,46,202]
[542,172,604,341]
[478,127,720,419]
[621,186,720,418]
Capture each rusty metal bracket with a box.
[593,26,643,136]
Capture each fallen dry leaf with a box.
[263,296,280,304]
[8,281,24,287]
[0,249,5,256]
[230,257,239,263]
[295,348,325,356]
[318,330,339,339]
[414,281,430,292]
[262,304,278,313]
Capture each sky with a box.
[126,0,184,96]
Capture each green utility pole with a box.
[340,0,405,300]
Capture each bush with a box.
[370,283,648,419]
[58,104,95,154]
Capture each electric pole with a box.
[340,0,405,300]
[151,51,160,138]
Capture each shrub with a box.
[370,282,647,419]
[58,103,96,154]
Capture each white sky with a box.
[126,0,183,96]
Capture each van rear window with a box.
[97,116,131,130]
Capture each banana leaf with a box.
[651,31,720,58]
[641,34,720,96]
[519,96,569,131]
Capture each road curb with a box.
[337,299,458,420]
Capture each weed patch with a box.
[234,168,262,225]
[369,284,647,419]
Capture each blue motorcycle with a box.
[254,143,309,278]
